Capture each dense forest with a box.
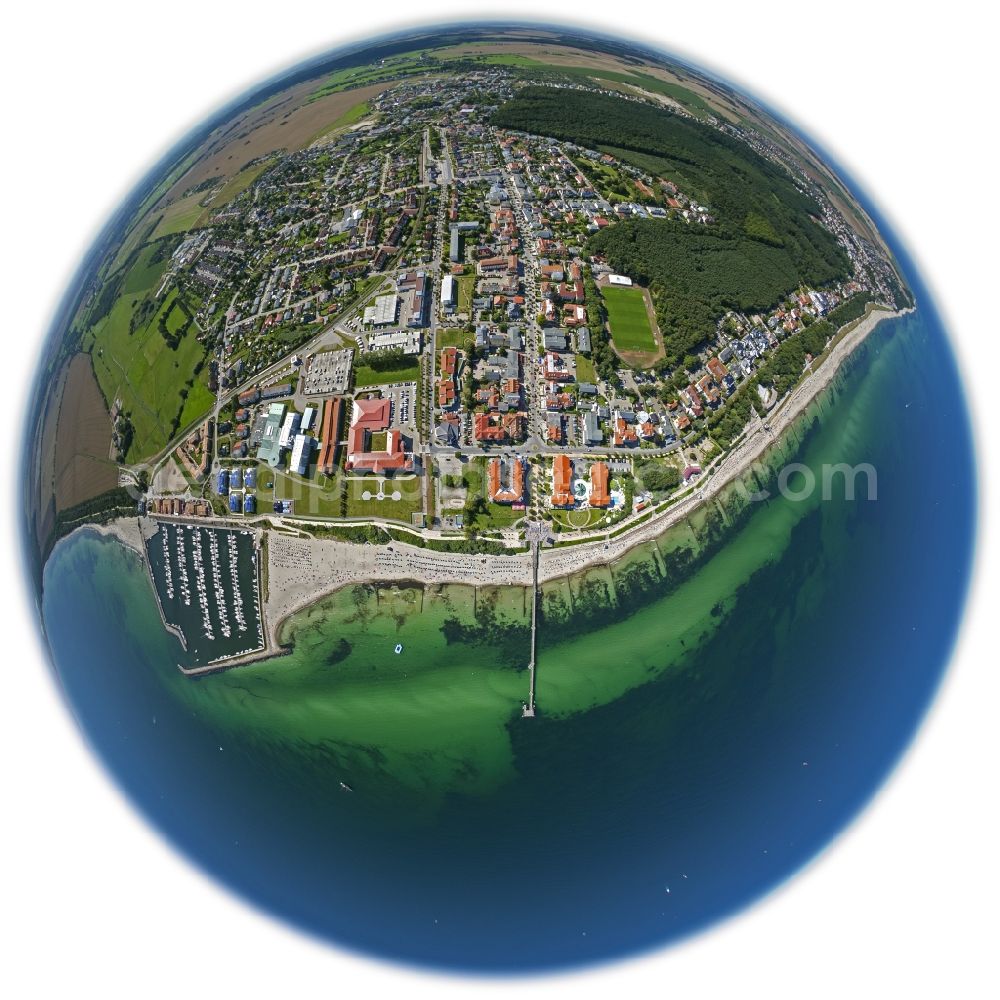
[590,218,811,362]
[824,291,873,327]
[494,87,850,362]
[493,87,847,274]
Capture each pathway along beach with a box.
[76,302,908,671]
[36,292,976,970]
[261,303,909,645]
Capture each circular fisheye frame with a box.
[22,22,975,974]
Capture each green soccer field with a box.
[601,285,658,353]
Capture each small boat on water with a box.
[339,781,353,792]
[394,643,403,655]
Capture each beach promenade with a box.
[75,303,909,676]
[264,304,908,639]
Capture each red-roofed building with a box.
[697,374,720,406]
[685,384,704,419]
[614,417,639,447]
[318,397,343,475]
[352,396,390,429]
[345,395,413,473]
[474,412,525,442]
[502,412,526,441]
[474,413,506,442]
[476,386,501,410]
[556,280,585,303]
[440,347,458,376]
[542,351,573,382]
[589,462,610,508]
[437,379,456,408]
[488,457,525,504]
[478,254,519,276]
[707,356,729,381]
[551,455,575,508]
[438,347,459,410]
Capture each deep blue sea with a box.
[36,277,976,972]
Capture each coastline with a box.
[51,516,147,562]
[538,302,912,579]
[263,303,910,648]
[56,302,909,668]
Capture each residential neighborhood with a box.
[119,62,898,546]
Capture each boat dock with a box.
[142,518,266,670]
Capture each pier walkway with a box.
[522,521,550,718]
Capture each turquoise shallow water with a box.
[35,295,976,971]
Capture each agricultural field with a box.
[177,377,216,430]
[600,284,661,364]
[199,157,278,214]
[121,243,171,295]
[309,58,426,100]
[308,100,373,143]
[435,50,716,118]
[147,157,276,243]
[149,191,208,240]
[52,353,118,512]
[97,79,399,283]
[85,282,210,461]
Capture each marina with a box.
[145,522,265,667]
[37,286,977,973]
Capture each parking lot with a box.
[301,348,353,395]
[382,381,418,435]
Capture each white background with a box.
[2,2,996,997]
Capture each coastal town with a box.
[48,49,909,675]
[139,69,897,540]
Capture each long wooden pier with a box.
[522,522,549,718]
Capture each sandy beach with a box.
[263,304,909,643]
[69,516,147,558]
[68,302,908,665]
